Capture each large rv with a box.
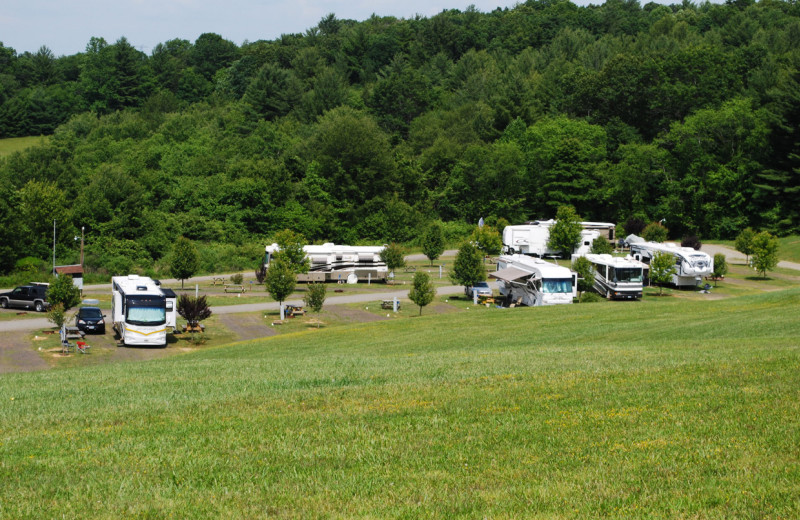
[490,254,577,306]
[627,236,713,287]
[265,243,388,283]
[502,220,615,257]
[575,253,647,300]
[111,275,177,347]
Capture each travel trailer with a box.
[502,220,614,257]
[627,236,713,287]
[490,254,577,306]
[265,243,388,283]
[111,275,177,347]
[574,253,648,300]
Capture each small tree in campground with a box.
[265,256,296,311]
[712,253,728,286]
[642,222,669,242]
[255,263,267,284]
[571,256,595,300]
[750,231,779,278]
[590,236,614,255]
[46,303,67,330]
[450,242,486,290]
[177,294,212,333]
[649,251,677,295]
[303,283,327,313]
[170,237,200,289]
[274,229,310,274]
[380,242,406,280]
[409,271,436,316]
[547,206,583,258]
[735,227,756,265]
[48,274,81,312]
[421,223,445,266]
[470,225,503,258]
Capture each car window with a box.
[79,308,103,318]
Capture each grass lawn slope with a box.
[2,289,800,518]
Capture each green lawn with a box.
[711,235,800,264]
[2,288,799,517]
[0,136,48,158]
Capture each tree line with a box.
[1,0,799,276]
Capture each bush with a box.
[590,236,614,255]
[681,235,702,250]
[624,217,646,237]
[230,273,244,284]
[642,222,669,242]
[579,292,603,303]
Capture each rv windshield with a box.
[125,295,166,326]
[542,278,573,293]
[611,267,643,283]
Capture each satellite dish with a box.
[347,273,358,284]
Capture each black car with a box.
[0,283,50,312]
[75,306,106,334]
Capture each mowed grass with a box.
[2,290,800,518]
[0,136,48,158]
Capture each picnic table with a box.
[286,305,305,317]
[381,300,400,310]
[211,277,226,286]
[224,284,247,293]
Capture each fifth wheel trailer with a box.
[265,243,388,283]
[502,220,615,257]
[627,236,713,287]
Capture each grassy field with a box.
[1,287,799,517]
[710,235,800,264]
[0,136,48,158]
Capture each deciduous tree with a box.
[421,222,445,267]
[649,251,677,295]
[750,231,779,278]
[547,206,583,258]
[409,271,436,315]
[450,242,486,289]
[170,237,200,289]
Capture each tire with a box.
[0,298,7,309]
[34,301,44,312]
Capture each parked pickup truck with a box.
[0,283,50,312]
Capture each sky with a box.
[0,0,537,57]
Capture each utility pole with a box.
[52,220,56,275]
[80,226,85,266]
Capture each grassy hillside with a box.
[2,290,799,517]
[0,136,48,158]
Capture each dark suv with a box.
[0,284,50,312]
[75,306,106,334]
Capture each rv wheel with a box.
[508,248,515,254]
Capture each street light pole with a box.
[80,226,85,266]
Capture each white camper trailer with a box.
[111,275,176,347]
[265,243,388,283]
[627,236,713,287]
[502,220,611,257]
[490,254,577,306]
[574,253,647,300]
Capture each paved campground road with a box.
[700,244,800,271]
[0,285,466,333]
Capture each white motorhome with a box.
[502,220,612,257]
[265,243,388,283]
[111,275,177,347]
[490,254,577,306]
[575,253,647,300]
[627,236,713,287]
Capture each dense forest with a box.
[1,0,799,276]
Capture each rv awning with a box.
[489,266,532,283]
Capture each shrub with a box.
[303,283,327,313]
[579,292,603,303]
[681,235,702,250]
[642,222,669,242]
[590,236,614,255]
[230,273,244,285]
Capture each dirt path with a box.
[0,331,49,374]
[219,313,276,342]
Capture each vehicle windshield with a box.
[126,296,166,326]
[79,308,103,318]
[542,278,573,294]
[611,267,643,283]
